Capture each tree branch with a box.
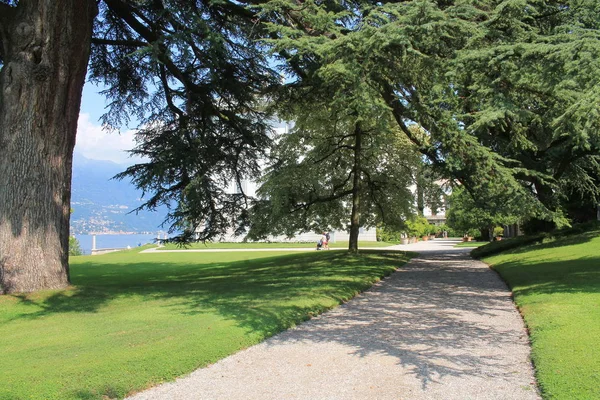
[104,0,205,96]
[215,0,258,21]
[380,82,444,165]
[534,8,565,20]
[103,0,158,41]
[91,37,148,47]
[291,189,353,213]
[554,148,598,180]
[310,144,355,165]
[330,169,354,194]
[158,64,185,118]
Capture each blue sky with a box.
[75,82,142,165]
[76,80,289,165]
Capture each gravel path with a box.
[128,239,539,400]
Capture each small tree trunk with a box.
[479,227,490,242]
[0,1,97,294]
[348,123,362,253]
[416,168,425,216]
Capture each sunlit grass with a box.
[157,241,398,250]
[453,241,489,248]
[0,248,411,400]
[484,230,600,399]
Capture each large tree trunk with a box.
[0,1,97,294]
[348,123,362,253]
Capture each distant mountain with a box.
[70,153,168,234]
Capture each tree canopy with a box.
[451,0,600,226]
[247,99,417,251]
[446,186,521,239]
[1,0,278,292]
[88,0,280,243]
[1,0,599,293]
[256,0,599,232]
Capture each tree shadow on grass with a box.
[494,256,600,297]
[504,230,598,255]
[3,249,541,394]
[473,229,600,260]
[544,229,600,247]
[3,251,406,333]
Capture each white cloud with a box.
[75,113,145,165]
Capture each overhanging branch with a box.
[91,37,148,47]
[104,0,204,95]
[310,144,355,165]
[380,82,443,165]
[291,189,353,213]
[103,0,157,42]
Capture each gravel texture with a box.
[127,239,540,400]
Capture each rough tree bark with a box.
[0,0,97,294]
[348,123,362,253]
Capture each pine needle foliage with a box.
[258,0,600,229]
[5,0,598,246]
[87,0,280,243]
[452,0,600,223]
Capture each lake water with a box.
[75,234,159,255]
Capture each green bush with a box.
[436,224,460,237]
[406,216,429,237]
[69,236,83,256]
[376,226,402,242]
[465,228,479,238]
[427,224,438,235]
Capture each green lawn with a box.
[483,230,600,399]
[0,248,410,400]
[453,241,489,248]
[157,241,398,250]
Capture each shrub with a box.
[436,224,460,237]
[406,216,430,237]
[376,226,402,242]
[493,226,504,237]
[464,228,479,238]
[69,236,83,256]
[427,224,439,235]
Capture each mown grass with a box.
[453,241,489,248]
[0,248,411,400]
[157,241,398,250]
[483,229,600,400]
